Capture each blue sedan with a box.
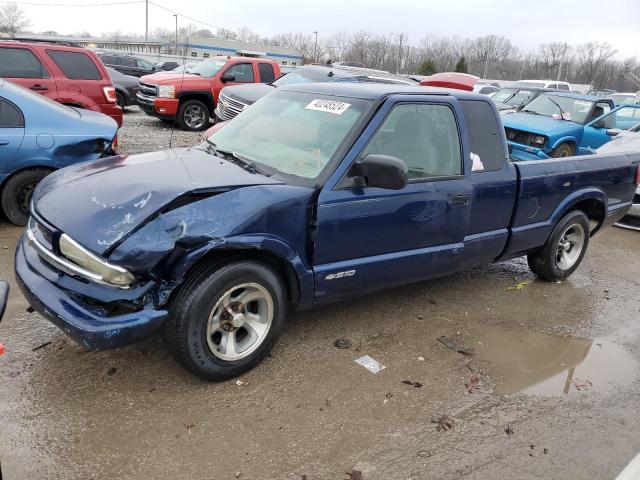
[0,79,118,225]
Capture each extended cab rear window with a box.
[460,100,505,172]
[46,50,102,80]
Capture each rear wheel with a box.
[1,168,52,226]
[550,142,574,158]
[163,260,287,381]
[527,210,590,281]
[177,99,210,131]
[116,92,126,109]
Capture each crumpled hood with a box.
[503,112,582,137]
[33,147,281,256]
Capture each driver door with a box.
[312,96,472,304]
[582,101,613,151]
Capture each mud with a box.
[1,112,640,479]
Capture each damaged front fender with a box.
[109,184,317,309]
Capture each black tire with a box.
[176,99,210,131]
[163,260,287,381]
[550,142,574,158]
[527,210,590,282]
[1,168,52,226]
[116,92,126,109]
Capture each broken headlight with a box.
[59,234,135,288]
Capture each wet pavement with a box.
[1,111,639,479]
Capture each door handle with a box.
[452,193,471,206]
[0,140,9,146]
[30,84,48,91]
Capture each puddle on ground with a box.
[473,329,639,396]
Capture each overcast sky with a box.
[19,0,640,59]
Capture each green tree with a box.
[418,59,437,76]
[455,56,469,73]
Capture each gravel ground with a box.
[118,105,203,154]
[1,109,639,479]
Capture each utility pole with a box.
[173,14,178,55]
[483,57,489,79]
[313,31,318,63]
[397,33,403,74]
[557,42,568,81]
[145,0,148,53]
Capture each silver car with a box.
[597,121,640,230]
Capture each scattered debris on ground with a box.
[106,367,117,376]
[416,355,425,361]
[345,469,363,480]
[465,376,480,393]
[571,378,592,391]
[437,336,474,356]
[32,341,52,352]
[431,413,454,432]
[504,425,514,437]
[334,338,353,349]
[402,380,423,388]
[506,280,532,291]
[354,355,385,374]
[417,450,432,458]
[236,380,249,386]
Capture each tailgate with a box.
[507,153,640,255]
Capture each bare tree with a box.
[217,28,237,39]
[0,2,30,37]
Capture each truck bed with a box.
[501,152,640,259]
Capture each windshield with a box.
[186,59,227,78]
[271,68,333,87]
[522,94,595,123]
[609,94,637,106]
[208,90,371,180]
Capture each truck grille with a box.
[138,82,158,98]
[216,92,247,121]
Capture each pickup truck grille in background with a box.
[505,128,538,147]
[138,82,158,98]
[216,92,247,121]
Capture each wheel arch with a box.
[0,164,56,193]
[550,136,577,152]
[178,91,215,113]
[551,188,607,236]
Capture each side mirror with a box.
[591,119,606,129]
[606,128,621,137]
[351,154,408,190]
[221,73,236,83]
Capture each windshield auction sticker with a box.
[305,99,351,115]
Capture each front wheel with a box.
[163,260,287,381]
[550,142,574,158]
[1,168,52,226]
[527,210,590,281]
[177,99,210,131]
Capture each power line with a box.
[148,1,224,32]
[0,0,143,5]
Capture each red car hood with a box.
[140,73,211,90]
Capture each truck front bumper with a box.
[136,93,178,119]
[508,141,551,161]
[15,235,167,350]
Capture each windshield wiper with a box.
[547,97,567,118]
[205,139,271,176]
[522,109,542,115]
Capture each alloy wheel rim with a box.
[555,223,585,270]
[184,105,205,129]
[206,282,274,361]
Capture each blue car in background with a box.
[503,92,616,160]
[0,79,118,226]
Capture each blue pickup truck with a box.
[504,92,617,160]
[15,84,640,381]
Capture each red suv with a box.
[0,40,122,127]
[137,56,280,131]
